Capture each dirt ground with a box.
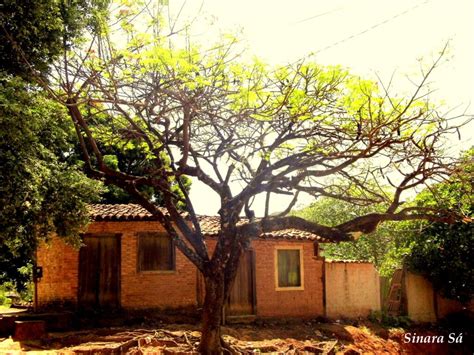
[0,320,471,354]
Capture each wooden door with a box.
[227,249,256,316]
[78,234,120,309]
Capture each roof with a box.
[89,204,329,242]
[89,204,160,221]
[196,215,326,241]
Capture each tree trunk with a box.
[199,274,226,354]
[199,229,245,354]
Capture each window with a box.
[137,232,175,271]
[275,247,304,290]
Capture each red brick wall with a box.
[201,239,324,317]
[37,222,324,317]
[87,221,198,309]
[252,240,325,318]
[37,237,79,307]
[37,222,198,309]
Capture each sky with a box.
[167,0,474,216]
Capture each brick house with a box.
[36,204,332,318]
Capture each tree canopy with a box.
[0,0,110,288]
[0,0,109,78]
[85,129,192,206]
[0,76,102,287]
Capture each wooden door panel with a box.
[78,234,120,309]
[227,250,256,316]
[78,236,100,307]
[98,235,120,308]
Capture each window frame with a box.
[136,232,176,273]
[274,245,305,291]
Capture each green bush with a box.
[369,310,411,328]
[0,283,13,307]
[19,282,34,303]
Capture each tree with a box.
[405,149,473,303]
[0,0,109,78]
[407,218,473,303]
[0,76,103,288]
[1,0,188,206]
[7,3,470,352]
[0,0,109,288]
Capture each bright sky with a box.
[170,0,474,216]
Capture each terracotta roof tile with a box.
[196,215,327,242]
[89,204,329,242]
[89,204,159,221]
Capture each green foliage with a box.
[0,0,109,78]
[0,75,103,288]
[85,121,192,206]
[0,244,32,292]
[294,150,473,283]
[0,0,109,290]
[0,0,63,76]
[99,148,192,208]
[293,197,409,277]
[406,220,473,303]
[405,149,473,303]
[0,288,11,307]
[368,310,412,328]
[415,148,473,215]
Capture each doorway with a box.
[78,234,121,309]
[227,249,256,316]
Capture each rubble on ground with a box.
[0,321,469,354]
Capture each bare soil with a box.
[0,320,470,354]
